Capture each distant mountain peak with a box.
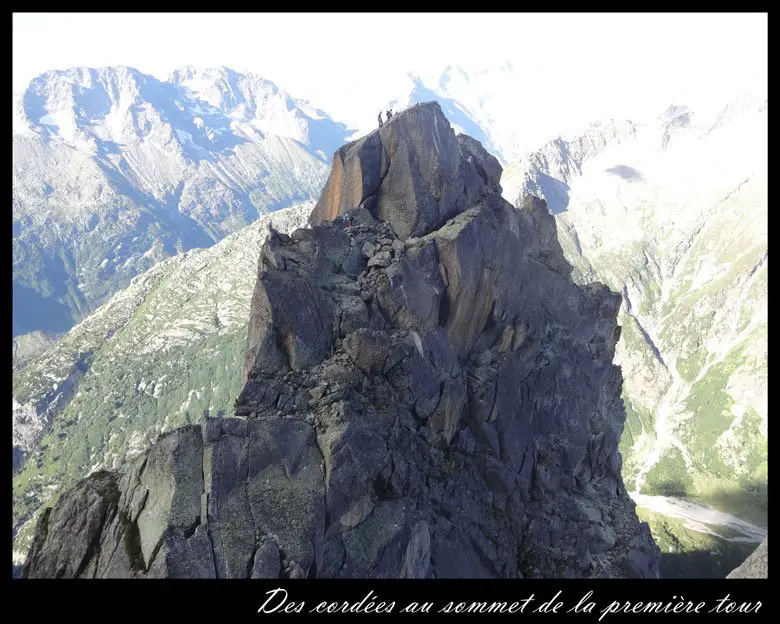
[659,103,691,121]
[13,64,352,340]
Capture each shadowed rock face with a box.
[21,102,661,579]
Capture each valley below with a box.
[632,493,766,544]
[633,494,766,579]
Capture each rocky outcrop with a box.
[727,537,768,579]
[21,102,660,579]
[309,102,502,240]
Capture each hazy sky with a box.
[13,13,767,146]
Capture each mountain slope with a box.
[13,66,349,336]
[12,202,313,565]
[12,331,60,372]
[503,86,768,574]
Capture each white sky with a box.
[13,13,767,149]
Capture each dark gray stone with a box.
[250,537,281,579]
[21,101,660,580]
[343,329,391,374]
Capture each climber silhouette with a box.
[378,112,383,128]
[386,108,394,122]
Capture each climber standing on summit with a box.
[386,108,394,122]
[377,112,383,128]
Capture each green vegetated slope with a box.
[12,202,312,563]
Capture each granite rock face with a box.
[309,102,502,240]
[727,537,768,579]
[22,102,660,579]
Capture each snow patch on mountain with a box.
[13,66,351,337]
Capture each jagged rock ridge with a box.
[22,102,660,578]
